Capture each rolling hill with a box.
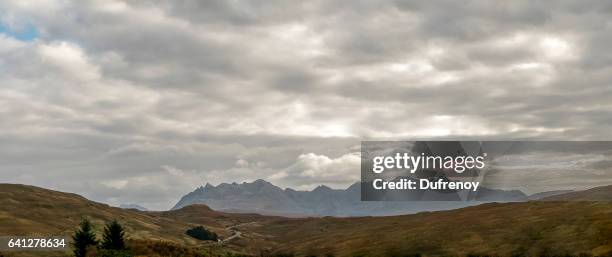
[540,185,612,201]
[0,184,205,242]
[251,201,612,256]
[0,184,267,256]
[1,183,611,257]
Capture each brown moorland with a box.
[1,184,611,257]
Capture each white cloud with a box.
[271,152,361,189]
[38,41,100,81]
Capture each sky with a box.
[0,0,611,210]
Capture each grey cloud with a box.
[0,0,611,209]
[588,160,612,170]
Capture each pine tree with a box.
[72,218,98,257]
[101,219,127,250]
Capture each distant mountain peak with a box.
[313,185,333,192]
[252,179,272,186]
[119,203,149,211]
[254,178,267,183]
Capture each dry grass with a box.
[0,184,253,256]
[252,201,612,257]
[2,184,611,257]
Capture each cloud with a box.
[270,153,360,189]
[0,0,611,209]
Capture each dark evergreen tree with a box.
[72,218,98,257]
[101,219,127,250]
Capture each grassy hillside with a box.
[1,184,611,257]
[541,185,612,201]
[0,184,205,242]
[0,184,256,257]
[251,201,612,257]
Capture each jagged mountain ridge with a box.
[172,179,530,216]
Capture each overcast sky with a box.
[1,1,611,210]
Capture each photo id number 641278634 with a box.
[0,236,69,251]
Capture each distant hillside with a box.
[528,190,574,200]
[541,185,612,201]
[172,179,528,216]
[119,203,149,211]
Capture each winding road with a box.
[220,222,256,244]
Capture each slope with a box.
[251,201,612,256]
[540,185,612,201]
[0,184,261,256]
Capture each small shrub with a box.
[186,226,218,241]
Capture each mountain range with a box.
[172,179,565,216]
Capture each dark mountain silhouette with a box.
[172,179,529,216]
